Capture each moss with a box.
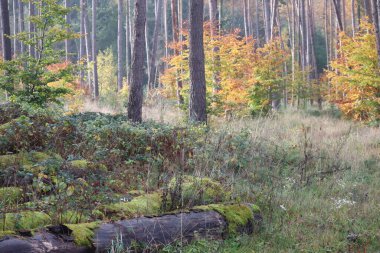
[59,211,90,224]
[0,230,16,238]
[169,176,230,206]
[1,211,51,231]
[128,190,145,196]
[194,204,253,235]
[69,160,88,169]
[0,187,23,204]
[65,222,99,247]
[99,192,162,219]
[0,152,62,170]
[251,204,261,213]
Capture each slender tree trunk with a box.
[189,0,207,123]
[332,0,344,31]
[171,0,184,104]
[148,0,163,89]
[92,0,99,99]
[118,0,124,91]
[163,0,168,64]
[243,0,249,39]
[79,0,85,87]
[145,1,150,87]
[364,0,372,22]
[351,0,356,36]
[209,0,221,91]
[1,0,11,61]
[64,0,69,61]
[342,0,346,30]
[0,4,3,56]
[125,0,131,84]
[254,0,260,45]
[28,1,35,58]
[12,0,19,56]
[371,0,380,66]
[127,0,146,123]
[263,0,271,42]
[270,0,279,39]
[84,10,92,90]
[17,0,23,55]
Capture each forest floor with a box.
[0,103,379,252]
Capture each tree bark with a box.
[118,0,124,91]
[371,0,380,67]
[189,0,207,123]
[270,0,279,39]
[171,0,184,104]
[209,0,221,91]
[84,9,92,90]
[79,0,85,87]
[64,0,69,61]
[0,4,3,56]
[0,207,260,253]
[351,0,356,36]
[92,0,99,99]
[28,1,35,58]
[17,0,23,55]
[127,0,146,123]
[332,0,344,31]
[12,0,19,56]
[125,0,132,84]
[1,0,11,61]
[263,0,271,42]
[148,0,163,89]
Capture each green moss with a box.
[194,204,253,235]
[99,192,162,219]
[1,211,51,231]
[128,190,145,196]
[60,211,90,224]
[251,204,261,213]
[0,230,16,237]
[69,160,88,169]
[65,222,99,247]
[0,187,23,204]
[169,176,230,206]
[0,152,62,170]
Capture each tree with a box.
[189,0,207,123]
[92,0,99,98]
[117,0,123,91]
[0,0,11,61]
[371,0,380,66]
[79,0,85,87]
[127,0,146,123]
[0,0,76,106]
[147,0,163,89]
[125,0,131,83]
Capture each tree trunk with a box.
[332,0,344,31]
[28,1,35,58]
[0,206,260,253]
[84,10,92,90]
[254,0,260,45]
[79,0,85,87]
[351,0,356,36]
[209,0,221,91]
[189,0,207,123]
[64,0,69,61]
[270,0,279,39]
[125,0,132,84]
[92,0,99,99]
[364,0,372,22]
[263,0,271,42]
[0,4,3,56]
[372,0,380,67]
[243,0,249,39]
[127,0,146,123]
[12,0,19,56]
[17,0,23,55]
[148,0,163,89]
[1,0,11,61]
[171,0,184,104]
[117,0,124,91]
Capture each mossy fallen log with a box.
[0,204,261,253]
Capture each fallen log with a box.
[0,204,262,253]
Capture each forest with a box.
[0,0,379,252]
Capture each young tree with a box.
[79,0,85,87]
[189,0,207,123]
[1,0,11,61]
[0,0,76,105]
[127,0,146,123]
[125,0,131,83]
[371,0,380,66]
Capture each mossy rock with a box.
[194,204,255,235]
[0,230,16,238]
[0,211,51,231]
[98,192,162,219]
[65,222,100,247]
[0,187,23,204]
[169,176,230,207]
